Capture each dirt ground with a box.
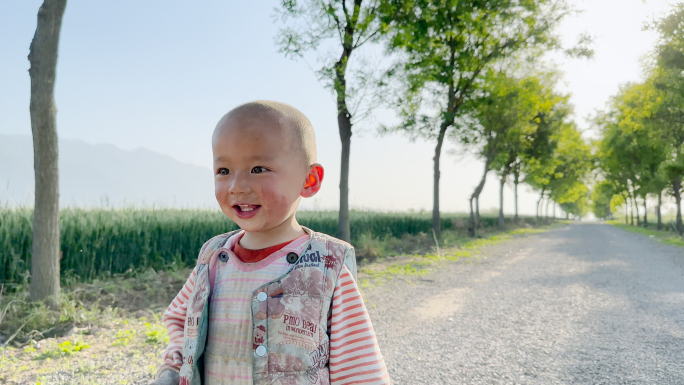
[2,315,166,385]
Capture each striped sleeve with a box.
[156,267,197,378]
[329,265,390,385]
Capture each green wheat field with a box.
[1,208,525,287]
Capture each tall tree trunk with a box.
[630,195,635,226]
[643,196,648,228]
[536,188,545,222]
[498,175,505,227]
[28,0,67,308]
[337,111,352,242]
[432,36,460,239]
[432,123,449,239]
[674,178,683,234]
[468,160,491,237]
[657,191,663,230]
[475,196,480,228]
[634,196,641,226]
[545,197,550,221]
[332,3,365,242]
[513,172,519,223]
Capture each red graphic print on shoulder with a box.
[323,254,338,270]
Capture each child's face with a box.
[212,115,313,233]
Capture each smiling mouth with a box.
[232,204,261,219]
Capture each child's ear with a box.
[301,164,324,198]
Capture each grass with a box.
[607,220,684,247]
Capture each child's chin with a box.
[234,219,265,232]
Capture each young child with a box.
[151,101,390,385]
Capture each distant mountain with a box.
[0,135,218,208]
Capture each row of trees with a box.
[277,0,593,239]
[593,4,684,234]
[461,69,592,235]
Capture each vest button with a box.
[256,292,268,302]
[286,252,298,264]
[255,345,267,357]
[218,251,229,262]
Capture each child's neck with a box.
[239,214,305,250]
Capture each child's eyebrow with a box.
[245,155,275,162]
[214,155,275,162]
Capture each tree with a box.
[459,70,557,233]
[379,0,571,238]
[545,124,593,215]
[28,0,67,308]
[591,180,615,220]
[595,80,669,229]
[491,71,562,229]
[644,4,684,233]
[524,113,592,222]
[276,0,382,242]
[651,70,684,234]
[559,185,589,219]
[522,102,568,220]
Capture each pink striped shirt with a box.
[159,232,389,385]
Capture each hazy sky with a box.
[0,1,675,214]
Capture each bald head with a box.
[213,100,317,167]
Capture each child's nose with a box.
[229,172,251,194]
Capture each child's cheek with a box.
[215,182,233,214]
[261,187,295,219]
[214,182,227,205]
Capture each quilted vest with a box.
[178,227,357,385]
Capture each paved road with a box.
[366,224,684,384]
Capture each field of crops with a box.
[0,208,522,286]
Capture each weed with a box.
[0,288,108,345]
[77,363,98,374]
[36,340,89,359]
[144,321,168,345]
[112,330,134,347]
[355,231,387,260]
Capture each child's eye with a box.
[217,168,229,175]
[251,166,267,174]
